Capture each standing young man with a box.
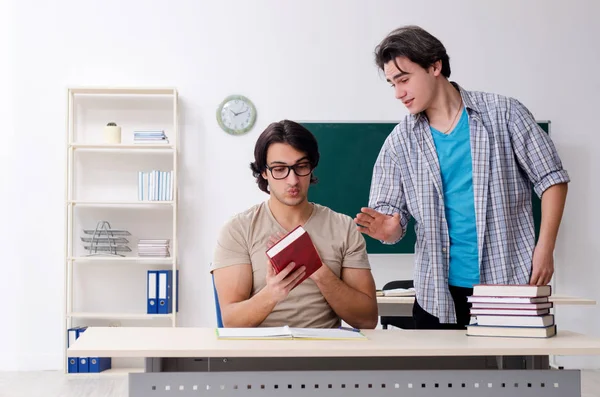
[356,26,569,329]
[212,120,378,329]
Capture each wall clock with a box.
[216,95,257,135]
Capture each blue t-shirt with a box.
[430,108,479,288]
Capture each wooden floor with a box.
[1,369,600,396]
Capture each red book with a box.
[265,225,323,287]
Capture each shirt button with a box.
[442,247,447,253]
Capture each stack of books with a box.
[138,239,170,257]
[133,130,169,144]
[466,284,556,338]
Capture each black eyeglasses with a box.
[266,163,313,180]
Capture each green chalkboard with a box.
[302,121,549,254]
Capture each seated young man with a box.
[211,120,378,329]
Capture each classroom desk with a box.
[69,326,600,397]
[377,294,597,317]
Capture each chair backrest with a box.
[382,279,414,291]
[381,279,415,329]
[211,272,224,327]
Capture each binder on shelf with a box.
[67,327,79,373]
[77,327,89,373]
[157,270,179,314]
[67,357,78,374]
[89,357,111,373]
[78,357,89,373]
[158,270,171,314]
[147,270,158,314]
[66,326,110,373]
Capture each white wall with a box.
[0,0,17,373]
[3,0,600,370]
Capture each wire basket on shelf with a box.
[82,220,131,257]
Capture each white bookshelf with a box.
[67,312,174,320]
[64,87,179,375]
[68,200,175,206]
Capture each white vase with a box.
[104,126,121,144]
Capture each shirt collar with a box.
[409,81,480,131]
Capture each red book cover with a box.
[265,225,323,287]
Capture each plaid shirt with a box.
[369,83,570,323]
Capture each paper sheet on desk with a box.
[216,326,367,340]
[380,288,415,297]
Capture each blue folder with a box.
[147,270,158,314]
[76,327,89,372]
[157,270,179,314]
[89,357,111,373]
[66,327,80,373]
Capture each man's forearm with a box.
[221,288,277,327]
[311,270,378,329]
[538,183,568,249]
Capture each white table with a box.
[69,326,600,397]
[377,294,597,317]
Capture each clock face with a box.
[217,95,257,135]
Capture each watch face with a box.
[217,95,256,135]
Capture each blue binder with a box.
[157,270,179,314]
[147,270,158,314]
[89,357,111,373]
[158,270,172,314]
[67,326,110,373]
[76,327,89,373]
[66,327,79,373]
[67,357,78,374]
[78,357,89,373]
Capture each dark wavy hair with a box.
[374,25,451,78]
[250,120,319,194]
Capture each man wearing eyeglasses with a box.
[211,120,378,329]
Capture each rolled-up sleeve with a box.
[368,129,411,244]
[508,99,570,197]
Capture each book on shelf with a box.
[133,130,169,144]
[138,239,170,257]
[265,226,322,288]
[138,170,173,201]
[215,326,366,340]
